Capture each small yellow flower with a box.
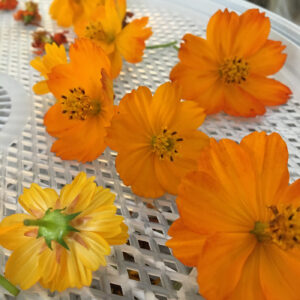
[0,172,128,291]
[30,43,67,95]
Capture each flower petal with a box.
[248,40,287,76]
[240,132,289,221]
[227,245,266,300]
[59,172,96,213]
[260,245,300,300]
[223,84,266,117]
[197,233,256,299]
[0,214,31,250]
[49,116,108,163]
[19,184,58,217]
[5,238,44,290]
[166,219,206,266]
[206,9,240,58]
[242,75,291,106]
[233,9,270,58]
[116,17,152,63]
[115,149,165,198]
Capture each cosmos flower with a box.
[75,0,152,78]
[167,131,300,299]
[0,172,128,291]
[170,9,292,117]
[106,82,209,198]
[44,38,114,162]
[30,42,68,94]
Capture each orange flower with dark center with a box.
[75,0,152,78]
[167,132,300,299]
[44,38,114,163]
[49,0,102,27]
[106,82,209,198]
[170,9,292,117]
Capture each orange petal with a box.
[240,132,289,221]
[170,62,219,101]
[197,233,256,299]
[5,238,44,290]
[49,0,75,27]
[242,75,291,106]
[259,245,300,300]
[176,33,218,68]
[155,131,209,195]
[179,138,259,233]
[115,149,165,198]
[280,178,300,206]
[206,9,240,58]
[49,116,108,163]
[107,86,154,152]
[227,245,266,300]
[44,103,80,137]
[166,219,207,266]
[248,40,287,76]
[223,84,266,117]
[233,9,270,58]
[109,49,123,79]
[116,17,152,63]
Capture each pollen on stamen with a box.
[60,87,101,121]
[151,128,183,162]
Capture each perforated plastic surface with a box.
[0,0,299,299]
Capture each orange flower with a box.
[49,0,102,27]
[170,9,292,117]
[44,38,114,163]
[0,172,128,291]
[30,42,68,94]
[75,0,152,78]
[106,82,209,198]
[167,131,300,299]
[0,0,18,10]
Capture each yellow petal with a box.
[5,238,44,290]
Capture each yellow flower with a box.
[49,0,103,28]
[75,0,152,78]
[0,172,128,291]
[30,43,67,95]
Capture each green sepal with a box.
[65,211,81,221]
[58,238,69,250]
[23,15,34,25]
[24,208,81,251]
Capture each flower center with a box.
[251,205,300,250]
[151,129,183,162]
[24,208,80,250]
[219,57,249,84]
[84,22,115,44]
[61,87,101,120]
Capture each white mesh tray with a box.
[0,0,299,299]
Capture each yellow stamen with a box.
[251,205,300,250]
[85,22,115,44]
[219,57,249,84]
[61,87,100,121]
[151,129,183,162]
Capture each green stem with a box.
[0,275,20,296]
[146,41,178,49]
